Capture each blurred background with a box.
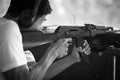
[43,0,120,30]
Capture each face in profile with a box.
[0,0,11,17]
[29,15,47,30]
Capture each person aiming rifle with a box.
[0,0,91,80]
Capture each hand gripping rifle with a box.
[53,24,120,64]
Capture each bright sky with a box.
[43,0,120,29]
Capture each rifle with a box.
[50,24,120,64]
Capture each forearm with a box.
[44,55,78,80]
[29,51,57,80]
